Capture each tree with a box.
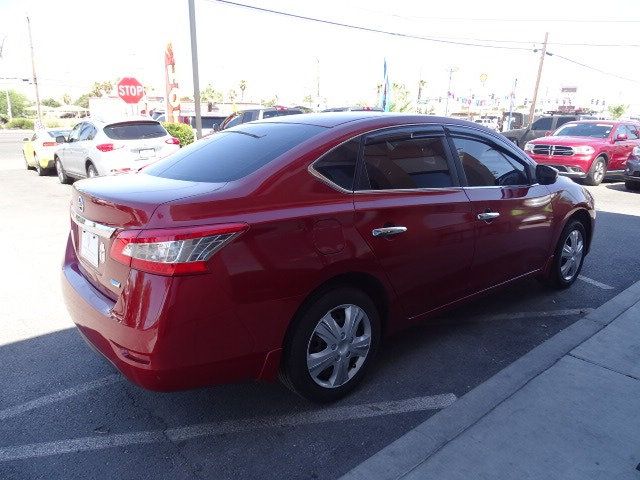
[200,83,223,103]
[227,89,237,103]
[608,104,627,119]
[42,98,61,108]
[74,94,91,109]
[0,90,31,117]
[239,80,247,101]
[389,83,413,113]
[90,81,114,97]
[303,94,313,107]
[62,93,72,105]
[262,95,278,107]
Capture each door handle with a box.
[372,226,407,237]
[477,212,500,221]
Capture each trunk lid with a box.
[70,173,226,299]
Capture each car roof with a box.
[83,116,161,126]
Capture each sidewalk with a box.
[342,280,640,480]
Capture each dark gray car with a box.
[503,115,595,148]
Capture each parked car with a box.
[187,114,227,136]
[474,117,499,131]
[218,106,304,130]
[62,112,594,402]
[53,117,181,183]
[22,128,70,176]
[524,120,640,186]
[503,114,596,148]
[624,146,640,191]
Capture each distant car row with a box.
[22,118,180,182]
[21,114,640,192]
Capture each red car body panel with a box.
[526,121,640,178]
[61,113,595,391]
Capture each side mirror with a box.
[615,133,628,142]
[55,135,66,144]
[536,164,558,185]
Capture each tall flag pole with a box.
[380,58,390,112]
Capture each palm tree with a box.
[239,80,247,101]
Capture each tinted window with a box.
[554,123,613,138]
[314,138,360,190]
[556,116,576,128]
[147,123,324,183]
[48,130,70,138]
[626,125,640,140]
[531,117,553,131]
[104,121,166,140]
[362,136,453,190]
[453,137,528,187]
[221,113,243,129]
[200,117,225,129]
[262,109,303,119]
[79,124,96,141]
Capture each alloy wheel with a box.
[56,160,65,183]
[593,161,605,184]
[306,304,372,389]
[560,229,584,281]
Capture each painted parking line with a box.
[0,374,122,422]
[578,275,615,290]
[0,393,457,462]
[472,308,594,323]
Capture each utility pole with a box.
[528,32,548,126]
[188,0,202,139]
[507,77,517,131]
[315,57,320,111]
[0,36,12,121]
[26,17,42,126]
[445,66,457,116]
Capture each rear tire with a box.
[34,154,47,176]
[625,180,640,191]
[542,219,586,289]
[86,163,98,178]
[55,157,71,184]
[584,157,606,186]
[280,287,381,403]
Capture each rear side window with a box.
[104,121,166,140]
[313,138,360,190]
[146,123,324,183]
[452,137,528,187]
[531,117,553,131]
[362,136,453,190]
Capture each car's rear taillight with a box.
[96,143,115,152]
[110,223,248,276]
[42,141,57,147]
[165,137,180,145]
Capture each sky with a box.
[1,0,639,112]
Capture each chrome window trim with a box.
[462,183,540,189]
[71,211,117,239]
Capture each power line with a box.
[211,0,531,51]
[212,0,640,86]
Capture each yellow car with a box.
[22,128,70,176]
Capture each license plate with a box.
[139,149,156,159]
[80,229,100,268]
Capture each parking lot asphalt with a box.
[1,129,639,480]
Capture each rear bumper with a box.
[61,234,265,391]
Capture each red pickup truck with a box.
[524,120,640,185]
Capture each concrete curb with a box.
[340,279,640,480]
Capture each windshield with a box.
[146,122,325,182]
[554,123,613,138]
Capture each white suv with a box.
[54,117,180,183]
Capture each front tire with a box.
[86,163,98,178]
[584,157,606,186]
[280,287,381,403]
[543,220,586,289]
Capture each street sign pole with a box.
[188,0,202,140]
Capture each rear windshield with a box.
[146,122,324,182]
[262,109,303,119]
[103,121,167,140]
[48,130,70,138]
[554,123,613,138]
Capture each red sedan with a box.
[62,113,595,402]
[524,120,640,185]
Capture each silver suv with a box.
[54,117,180,183]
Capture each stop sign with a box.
[117,77,144,104]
